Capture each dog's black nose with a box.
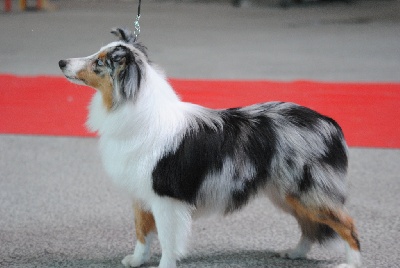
[58,60,67,69]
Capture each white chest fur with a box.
[86,91,188,199]
[98,136,160,197]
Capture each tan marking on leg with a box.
[134,203,156,244]
[286,195,360,251]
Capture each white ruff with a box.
[86,64,211,201]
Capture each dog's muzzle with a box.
[58,59,83,83]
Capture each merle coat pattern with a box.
[59,28,361,268]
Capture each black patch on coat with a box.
[284,105,348,173]
[152,109,278,207]
[321,117,348,173]
[298,164,313,192]
[152,119,225,204]
[284,105,322,129]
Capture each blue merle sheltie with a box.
[59,28,361,268]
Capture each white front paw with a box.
[279,248,307,259]
[336,264,356,268]
[121,254,144,267]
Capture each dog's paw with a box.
[278,248,307,260]
[335,264,357,268]
[121,254,144,267]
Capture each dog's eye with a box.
[96,59,104,67]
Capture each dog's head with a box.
[59,28,148,110]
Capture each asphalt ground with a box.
[0,0,399,267]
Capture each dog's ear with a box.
[108,46,141,102]
[111,28,136,44]
[121,61,141,100]
[110,45,130,65]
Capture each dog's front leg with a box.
[151,197,193,268]
[122,203,156,267]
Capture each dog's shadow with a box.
[32,249,336,267]
[144,249,336,268]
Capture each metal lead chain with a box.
[133,15,141,41]
[133,0,141,41]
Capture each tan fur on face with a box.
[77,53,113,110]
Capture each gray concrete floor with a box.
[1,0,400,267]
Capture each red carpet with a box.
[0,74,399,148]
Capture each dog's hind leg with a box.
[285,195,361,268]
[279,233,313,259]
[122,203,156,267]
[279,212,339,259]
